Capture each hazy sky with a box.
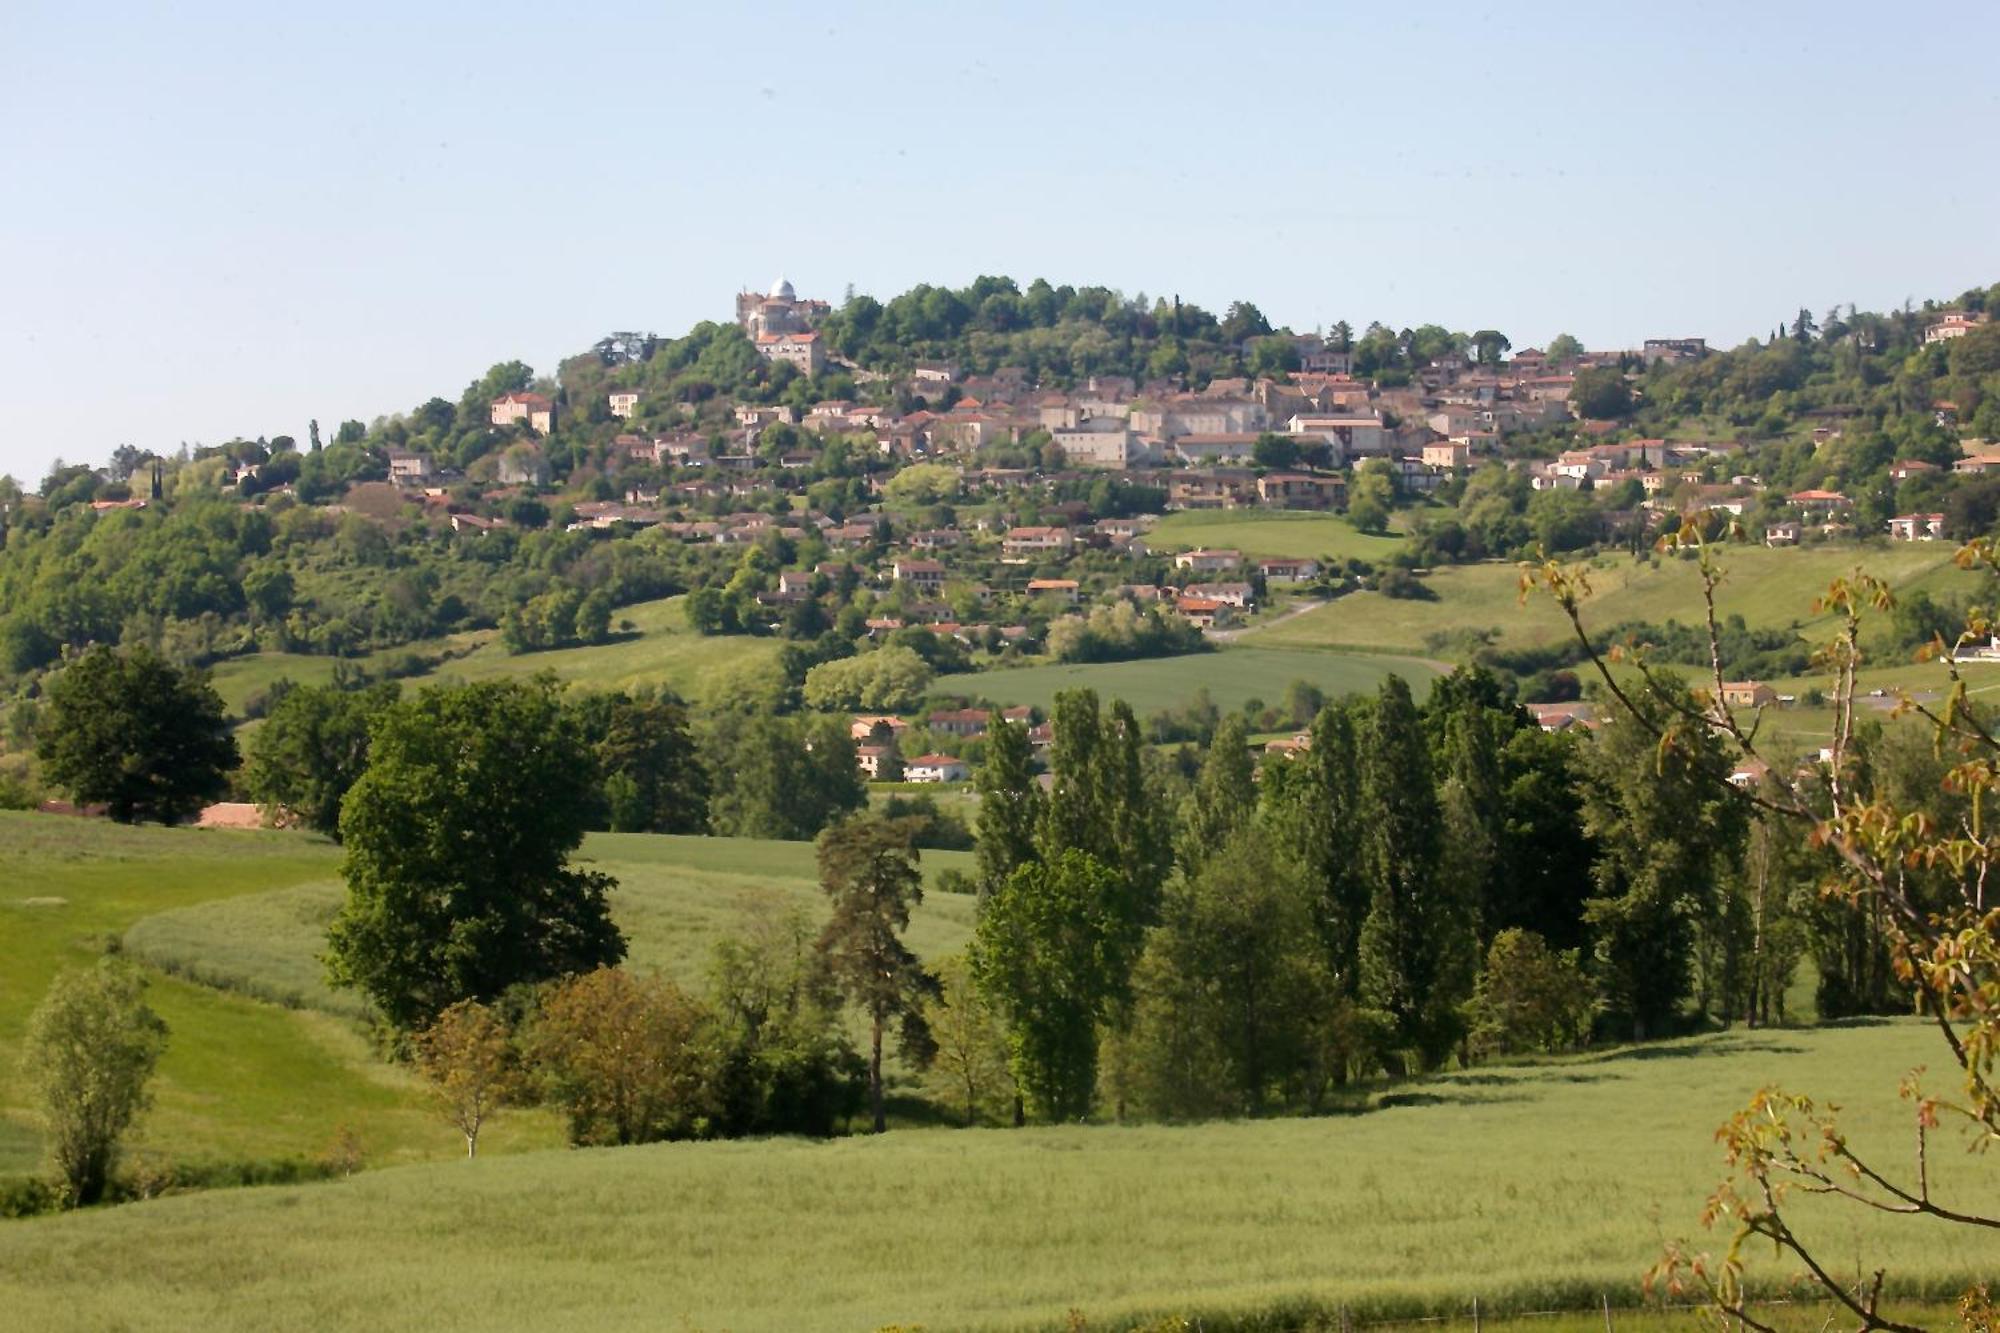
[4,1,1996,483]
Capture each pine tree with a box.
[816,814,936,1133]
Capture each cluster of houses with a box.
[323,286,1997,560]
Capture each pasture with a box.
[5,815,975,1175]
[1251,541,1978,657]
[207,596,783,715]
[973,646,1442,716]
[125,832,976,1022]
[0,814,554,1174]
[1148,510,1407,561]
[0,1020,1977,1332]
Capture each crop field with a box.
[0,1020,1977,1332]
[1148,510,1407,561]
[1252,542,1979,658]
[207,596,783,715]
[5,816,975,1175]
[973,646,1442,716]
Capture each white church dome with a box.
[769,276,795,301]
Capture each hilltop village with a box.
[5,277,1999,791]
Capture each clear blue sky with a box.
[4,1,1995,483]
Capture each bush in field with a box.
[802,645,934,711]
[526,968,718,1146]
[21,961,169,1207]
[413,999,520,1159]
[1467,929,1595,1058]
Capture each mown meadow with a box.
[974,646,1441,716]
[1146,510,1407,561]
[1250,540,1975,658]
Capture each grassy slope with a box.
[974,647,1442,715]
[1147,510,1407,560]
[0,1022,1976,1333]
[1253,542,1977,657]
[125,833,976,1022]
[7,816,974,1175]
[0,815,559,1174]
[207,596,781,714]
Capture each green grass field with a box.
[973,646,1442,715]
[1148,510,1407,560]
[3,815,974,1176]
[1251,542,1979,658]
[207,596,783,714]
[125,832,975,1022]
[0,1021,1976,1332]
[0,815,563,1174]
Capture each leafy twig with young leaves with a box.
[1522,525,2000,1329]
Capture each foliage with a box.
[1357,675,1468,1068]
[242,681,399,836]
[1569,367,1634,419]
[975,711,1042,897]
[35,645,236,823]
[326,678,626,1030]
[566,689,709,834]
[1126,831,1336,1117]
[704,710,865,840]
[972,849,1132,1121]
[524,967,718,1146]
[815,814,937,1132]
[706,900,864,1137]
[412,999,519,1158]
[1467,929,1595,1058]
[21,961,169,1207]
[921,953,1013,1126]
[801,644,934,711]
[1045,601,1207,664]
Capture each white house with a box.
[1173,548,1242,573]
[1887,512,1945,542]
[608,390,640,419]
[905,754,970,784]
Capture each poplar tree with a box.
[1259,699,1366,994]
[1356,675,1460,1067]
[975,710,1041,898]
[1178,715,1255,876]
[1575,677,1745,1039]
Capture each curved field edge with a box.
[0,1023,1979,1333]
[121,832,978,1022]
